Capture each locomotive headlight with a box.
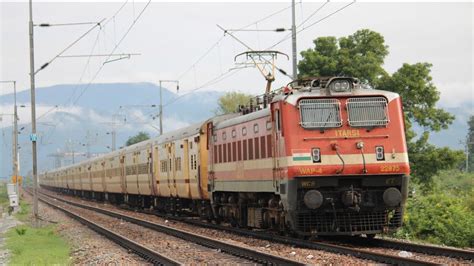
[312,148,321,163]
[304,190,323,209]
[330,80,351,92]
[375,146,385,161]
[383,187,402,207]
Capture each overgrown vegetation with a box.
[14,201,30,221]
[6,225,70,265]
[395,170,474,247]
[298,29,471,247]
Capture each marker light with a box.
[312,148,321,163]
[376,146,385,161]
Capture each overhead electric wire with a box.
[39,0,139,144]
[268,1,355,49]
[175,3,299,86]
[236,3,295,31]
[71,0,152,105]
[35,18,105,74]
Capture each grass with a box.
[14,201,30,222]
[2,187,71,265]
[6,225,71,265]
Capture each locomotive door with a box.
[272,103,284,191]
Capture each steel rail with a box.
[364,238,474,261]
[29,191,180,266]
[38,190,441,266]
[39,191,303,266]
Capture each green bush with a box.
[396,193,474,247]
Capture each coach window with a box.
[266,121,272,131]
[219,144,223,163]
[232,142,237,161]
[237,140,242,161]
[223,143,227,162]
[222,132,227,141]
[231,129,236,138]
[243,139,248,160]
[254,123,259,133]
[254,137,260,159]
[260,136,266,158]
[214,146,218,163]
[267,135,272,157]
[248,138,254,160]
[213,134,217,142]
[242,127,247,136]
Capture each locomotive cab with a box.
[273,77,410,236]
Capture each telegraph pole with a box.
[291,0,298,80]
[158,80,179,135]
[28,0,39,225]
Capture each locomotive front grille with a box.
[299,99,342,129]
[296,209,402,234]
[347,97,389,127]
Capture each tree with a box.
[299,29,388,85]
[126,132,150,146]
[467,115,474,172]
[215,92,252,115]
[298,29,463,184]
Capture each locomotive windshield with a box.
[347,97,389,127]
[299,98,342,129]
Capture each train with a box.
[40,76,410,237]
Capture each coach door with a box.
[120,155,126,194]
[169,142,177,197]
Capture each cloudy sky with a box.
[1,1,472,106]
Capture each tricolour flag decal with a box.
[292,149,312,161]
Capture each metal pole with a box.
[112,130,116,151]
[291,0,298,80]
[159,80,163,135]
[28,0,39,225]
[13,81,19,194]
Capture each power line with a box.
[35,19,105,74]
[72,0,152,105]
[35,1,140,144]
[269,1,355,49]
[175,3,299,87]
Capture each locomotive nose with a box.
[383,187,402,207]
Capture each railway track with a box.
[35,190,304,266]
[352,237,474,261]
[36,190,460,265]
[35,192,180,265]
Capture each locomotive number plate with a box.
[380,165,400,172]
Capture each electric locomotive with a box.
[209,77,409,237]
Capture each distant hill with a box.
[0,83,224,176]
